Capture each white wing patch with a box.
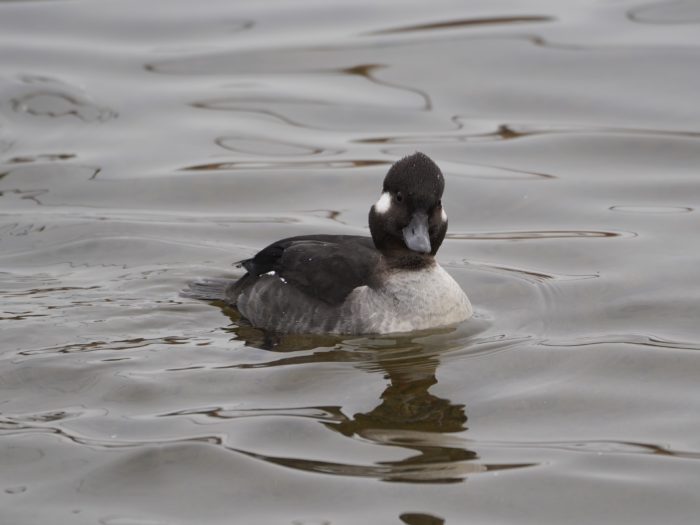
[374,192,391,214]
[441,207,448,222]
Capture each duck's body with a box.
[191,152,472,335]
[228,234,471,334]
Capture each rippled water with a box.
[2,0,700,523]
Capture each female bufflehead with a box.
[197,152,472,334]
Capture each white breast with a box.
[345,264,472,333]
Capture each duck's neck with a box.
[380,249,435,271]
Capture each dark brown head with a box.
[368,152,448,257]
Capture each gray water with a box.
[2,0,700,524]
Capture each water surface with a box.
[2,0,700,523]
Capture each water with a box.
[2,0,700,523]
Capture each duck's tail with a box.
[181,278,233,302]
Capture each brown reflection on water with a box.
[189,62,432,113]
[180,158,389,172]
[215,136,334,157]
[226,345,533,482]
[447,230,629,241]
[6,153,76,163]
[341,63,432,111]
[18,335,189,357]
[0,163,101,196]
[218,315,533,483]
[0,188,48,205]
[357,123,700,146]
[189,103,315,130]
[399,512,445,525]
[323,348,477,483]
[366,15,555,35]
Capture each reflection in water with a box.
[215,136,333,157]
[471,261,599,283]
[180,158,388,172]
[12,92,109,121]
[8,75,117,122]
[189,103,317,129]
[447,229,630,241]
[628,0,700,24]
[0,188,48,205]
[367,15,555,35]
[609,205,693,214]
[324,346,476,483]
[7,153,76,163]
[399,513,445,525]
[187,62,432,127]
[221,312,532,483]
[19,335,189,357]
[357,122,700,146]
[341,63,432,111]
[0,163,101,194]
[542,334,700,352]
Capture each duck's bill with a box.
[402,212,431,254]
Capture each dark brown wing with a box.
[235,235,380,305]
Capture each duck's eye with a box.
[437,200,442,207]
[396,192,403,203]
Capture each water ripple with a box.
[8,75,117,122]
[471,261,599,283]
[18,336,190,357]
[6,153,76,163]
[180,159,388,172]
[447,230,632,241]
[215,136,338,157]
[629,0,700,24]
[542,334,700,352]
[228,446,532,483]
[366,16,555,36]
[610,205,693,214]
[188,63,432,116]
[475,438,700,461]
[357,122,700,145]
[155,405,344,424]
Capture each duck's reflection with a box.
[221,311,523,483]
[326,347,477,483]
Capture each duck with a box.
[191,152,472,334]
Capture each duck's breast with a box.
[345,264,472,334]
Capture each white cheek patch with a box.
[441,207,448,222]
[374,192,392,214]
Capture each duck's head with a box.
[369,152,448,256]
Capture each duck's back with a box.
[227,234,381,333]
